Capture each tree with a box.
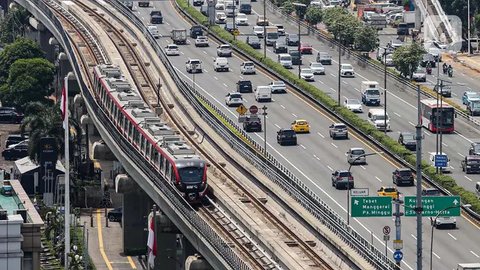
[0,58,55,109]
[281,1,294,15]
[326,13,361,45]
[392,42,426,77]
[0,38,45,83]
[354,26,379,52]
[305,6,323,26]
[0,6,31,44]
[322,6,349,28]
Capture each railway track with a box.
[43,0,338,268]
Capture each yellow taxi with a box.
[291,119,310,133]
[377,186,399,199]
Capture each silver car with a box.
[347,147,366,164]
[309,62,325,75]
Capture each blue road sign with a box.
[393,250,403,262]
[434,154,448,167]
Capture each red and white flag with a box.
[147,212,157,268]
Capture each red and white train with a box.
[93,64,207,202]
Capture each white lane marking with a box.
[452,92,458,97]
[343,81,348,85]
[292,113,298,118]
[223,83,228,87]
[274,124,281,129]
[331,143,338,148]
[433,252,440,259]
[317,132,325,138]
[319,80,325,84]
[203,51,208,54]
[214,76,218,80]
[239,75,244,79]
[360,165,366,170]
[300,144,306,149]
[180,51,185,55]
[409,121,415,126]
[204,70,209,73]
[424,131,431,136]
[330,87,336,92]
[330,73,336,78]
[394,112,401,117]
[354,87,359,92]
[375,176,382,182]
[471,251,480,258]
[448,233,457,240]
[458,152,465,157]
[327,165,334,171]
[465,176,473,182]
[165,22,170,25]
[450,166,455,170]
[411,234,417,240]
[313,154,321,160]
[280,105,286,109]
[442,142,448,147]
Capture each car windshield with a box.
[254,26,263,32]
[178,167,204,183]
[473,144,480,152]
[311,63,323,68]
[376,115,387,120]
[423,189,440,196]
[301,69,313,73]
[296,121,307,125]
[467,158,480,164]
[230,93,242,99]
[384,188,397,192]
[351,149,365,155]
[280,56,291,61]
[244,62,254,66]
[398,170,411,176]
[281,130,295,136]
[191,60,200,64]
[338,172,351,177]
[289,34,298,40]
[168,45,178,49]
[348,99,360,105]
[402,133,414,141]
[237,14,247,19]
[334,124,346,129]
[342,65,353,70]
[366,89,380,95]
[197,36,207,40]
[272,81,284,86]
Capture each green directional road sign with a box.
[404,196,461,217]
[351,196,393,217]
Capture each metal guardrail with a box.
[107,0,400,269]
[29,1,251,269]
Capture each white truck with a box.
[171,29,187,45]
[361,81,381,106]
[277,54,292,69]
[265,26,279,46]
[368,108,390,131]
[254,86,272,102]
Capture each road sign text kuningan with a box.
[351,197,392,217]
[404,196,461,217]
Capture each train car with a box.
[92,64,207,202]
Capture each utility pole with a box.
[262,106,267,153]
[384,51,387,134]
[233,5,237,41]
[337,38,341,105]
[393,193,403,268]
[468,0,471,55]
[415,85,423,270]
[263,0,266,58]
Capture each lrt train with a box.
[92,64,207,202]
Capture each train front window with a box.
[178,167,203,183]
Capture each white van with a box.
[368,108,390,131]
[278,54,292,69]
[429,152,450,173]
[147,25,160,38]
[254,86,272,102]
[213,57,229,72]
[457,263,480,270]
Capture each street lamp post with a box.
[262,106,267,153]
[263,0,266,58]
[383,48,388,134]
[346,152,382,225]
[292,3,306,79]
[430,204,469,270]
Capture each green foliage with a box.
[0,58,55,109]
[354,26,379,52]
[323,8,360,45]
[0,38,45,83]
[392,42,425,77]
[282,1,294,15]
[0,6,31,44]
[177,0,480,214]
[474,14,480,34]
[305,6,323,25]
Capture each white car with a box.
[217,44,232,57]
[147,25,160,38]
[164,44,180,56]
[384,54,394,66]
[214,57,229,72]
[275,24,285,36]
[215,12,227,24]
[309,62,325,75]
[269,81,287,93]
[253,26,264,38]
[412,67,426,82]
[300,68,314,81]
[344,98,363,113]
[340,64,355,77]
[225,92,244,107]
[235,13,249,26]
[432,216,456,229]
[195,36,209,47]
[215,1,225,10]
[240,61,256,75]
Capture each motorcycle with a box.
[426,66,432,75]
[448,68,453,77]
[443,65,448,75]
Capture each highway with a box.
[130,1,480,269]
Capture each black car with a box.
[190,25,203,38]
[236,80,253,93]
[397,23,409,35]
[247,36,261,49]
[0,107,23,124]
[273,40,288,54]
[286,33,299,46]
[420,53,436,68]
[461,155,480,173]
[150,10,163,24]
[392,168,414,186]
[277,129,297,145]
[469,142,480,156]
[5,134,28,148]
[107,208,123,222]
[193,0,204,6]
[239,3,251,14]
[243,115,262,132]
[224,23,237,34]
[422,188,441,196]
[398,132,416,151]
[2,143,28,161]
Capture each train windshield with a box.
[178,167,204,183]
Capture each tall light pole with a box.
[346,152,382,225]
[468,0,471,54]
[337,30,342,105]
[263,0,266,58]
[429,204,469,270]
[292,2,306,79]
[262,106,268,153]
[415,84,423,270]
[383,48,388,134]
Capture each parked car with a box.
[340,64,355,77]
[461,155,480,174]
[331,170,354,189]
[329,123,348,139]
[300,68,314,81]
[277,129,297,145]
[343,98,363,113]
[469,142,480,155]
[2,142,28,160]
[398,132,416,151]
[392,168,414,186]
[237,80,253,93]
[377,186,399,199]
[164,44,180,56]
[5,134,28,148]
[240,61,256,75]
[269,81,287,93]
[195,36,209,47]
[107,208,123,222]
[462,91,480,105]
[217,44,232,57]
[291,119,310,133]
[299,42,313,54]
[309,62,325,75]
[225,92,244,107]
[347,147,366,164]
[0,107,24,124]
[247,36,261,49]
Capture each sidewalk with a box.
[80,210,145,270]
[445,53,480,74]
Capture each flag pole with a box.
[63,75,70,269]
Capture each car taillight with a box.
[348,176,353,180]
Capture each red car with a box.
[300,43,313,54]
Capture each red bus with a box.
[420,99,455,133]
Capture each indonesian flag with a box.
[147,212,157,268]
[61,77,68,129]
